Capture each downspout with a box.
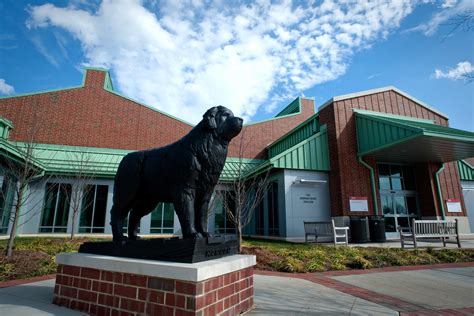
[435,163,446,220]
[358,157,379,216]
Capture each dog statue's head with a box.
[203,106,243,141]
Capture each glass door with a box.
[378,164,419,238]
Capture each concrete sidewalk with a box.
[0,264,472,315]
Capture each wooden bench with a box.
[398,219,461,249]
[304,220,349,246]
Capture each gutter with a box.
[435,163,446,220]
[358,157,379,215]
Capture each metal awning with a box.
[355,110,474,163]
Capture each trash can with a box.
[350,216,369,243]
[369,216,386,242]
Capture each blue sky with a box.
[0,0,473,131]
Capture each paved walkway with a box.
[0,263,473,315]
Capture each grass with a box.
[241,238,474,273]
[0,237,473,281]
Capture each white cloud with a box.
[441,0,458,9]
[26,0,414,123]
[408,0,474,36]
[0,79,15,95]
[433,61,474,81]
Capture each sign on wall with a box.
[446,199,462,213]
[349,196,368,212]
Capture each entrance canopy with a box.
[355,110,474,163]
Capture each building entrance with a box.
[378,164,419,238]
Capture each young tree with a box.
[2,119,46,256]
[217,131,270,252]
[65,151,97,239]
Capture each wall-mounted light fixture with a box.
[292,178,327,185]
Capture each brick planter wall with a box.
[53,254,255,316]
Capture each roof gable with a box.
[318,86,448,119]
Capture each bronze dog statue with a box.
[110,106,243,241]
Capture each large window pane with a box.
[391,177,402,190]
[394,196,407,215]
[268,181,279,236]
[0,175,15,234]
[213,190,236,235]
[255,199,264,235]
[379,177,391,190]
[40,183,71,233]
[381,195,393,215]
[79,184,108,233]
[150,203,174,234]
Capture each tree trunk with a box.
[5,198,22,257]
[237,222,242,253]
[70,211,76,240]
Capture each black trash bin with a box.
[369,216,386,242]
[350,216,369,243]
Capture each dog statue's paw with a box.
[128,235,141,241]
[113,235,128,245]
[201,232,213,238]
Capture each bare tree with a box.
[65,151,97,239]
[1,115,47,256]
[217,131,270,252]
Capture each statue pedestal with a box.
[53,253,256,316]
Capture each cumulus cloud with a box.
[433,61,474,81]
[26,0,414,123]
[0,79,15,95]
[441,0,458,9]
[409,0,473,36]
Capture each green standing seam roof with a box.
[269,125,330,171]
[0,139,46,172]
[355,110,474,163]
[219,157,267,182]
[275,97,301,117]
[458,160,474,181]
[1,140,270,181]
[268,114,319,158]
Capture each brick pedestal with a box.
[53,253,256,316]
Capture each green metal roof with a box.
[0,139,46,171]
[458,160,474,181]
[268,114,319,158]
[1,140,271,181]
[275,97,301,117]
[269,125,330,171]
[355,109,474,163]
[220,158,267,181]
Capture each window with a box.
[378,164,416,191]
[255,199,264,235]
[150,203,174,234]
[39,183,71,233]
[214,190,236,235]
[267,181,279,236]
[79,185,108,233]
[0,175,15,234]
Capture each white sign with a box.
[349,196,368,212]
[446,199,462,213]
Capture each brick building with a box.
[0,68,473,239]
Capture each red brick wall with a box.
[54,264,254,316]
[0,69,314,159]
[320,90,466,217]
